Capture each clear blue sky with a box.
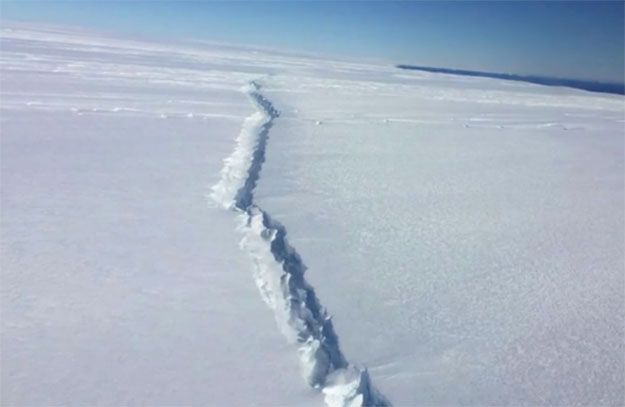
[2,1,624,82]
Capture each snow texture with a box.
[256,66,624,406]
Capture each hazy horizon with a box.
[1,1,623,83]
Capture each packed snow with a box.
[1,23,624,406]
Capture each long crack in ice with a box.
[210,81,391,407]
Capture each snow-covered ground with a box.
[258,74,624,406]
[1,23,624,406]
[0,24,324,406]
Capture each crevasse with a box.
[210,81,391,407]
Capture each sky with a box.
[1,1,624,83]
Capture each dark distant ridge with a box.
[396,65,625,96]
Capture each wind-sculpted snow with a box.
[211,82,390,407]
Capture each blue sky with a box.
[2,1,624,82]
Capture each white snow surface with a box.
[0,24,324,406]
[2,23,624,406]
[257,70,625,406]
